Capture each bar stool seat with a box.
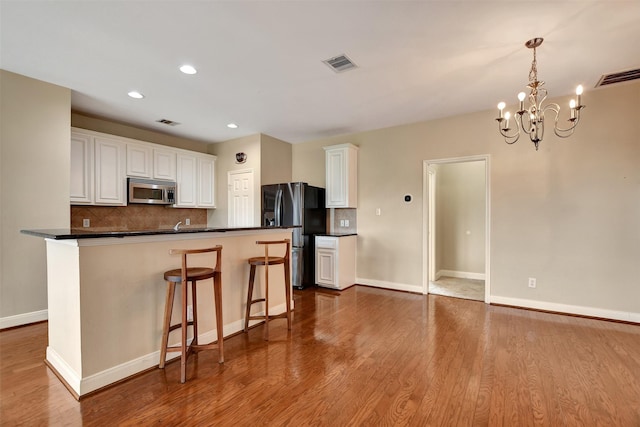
[244,239,292,340]
[159,246,223,383]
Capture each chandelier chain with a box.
[529,47,538,84]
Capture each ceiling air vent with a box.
[156,119,181,126]
[323,54,357,73]
[595,68,640,87]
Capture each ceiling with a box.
[1,1,639,144]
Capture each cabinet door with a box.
[316,249,336,287]
[175,154,197,207]
[197,156,216,208]
[325,148,347,208]
[70,132,94,204]
[94,137,126,205]
[126,143,152,178]
[153,149,176,181]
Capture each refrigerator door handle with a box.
[275,188,283,226]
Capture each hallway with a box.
[429,276,484,301]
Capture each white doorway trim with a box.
[422,155,491,303]
[428,166,436,283]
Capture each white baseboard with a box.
[356,277,423,294]
[490,295,640,324]
[0,309,47,330]
[46,346,81,395]
[436,270,485,281]
[48,301,291,397]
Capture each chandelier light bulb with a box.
[518,92,526,101]
[576,85,583,95]
[498,102,505,110]
[570,99,577,119]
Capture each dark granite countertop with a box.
[316,233,358,237]
[21,226,297,240]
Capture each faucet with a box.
[173,221,182,231]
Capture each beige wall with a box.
[0,70,71,325]
[435,161,485,275]
[71,112,210,153]
[208,133,293,228]
[293,81,640,316]
[260,134,292,185]
[208,134,262,227]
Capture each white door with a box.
[228,170,254,227]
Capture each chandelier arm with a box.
[517,111,533,136]
[497,119,520,144]
[554,116,580,138]
[543,103,580,136]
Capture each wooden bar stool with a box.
[159,245,223,383]
[244,239,292,340]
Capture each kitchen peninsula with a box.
[22,226,294,399]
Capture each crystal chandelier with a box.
[496,38,585,150]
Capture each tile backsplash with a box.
[329,208,357,234]
[71,205,207,230]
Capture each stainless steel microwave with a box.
[128,178,176,205]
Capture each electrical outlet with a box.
[340,220,345,227]
[185,218,191,225]
[376,208,381,216]
[528,277,537,288]
[187,305,193,322]
[344,219,349,227]
[82,219,90,228]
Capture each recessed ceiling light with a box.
[128,91,144,99]
[179,65,197,75]
[227,123,238,129]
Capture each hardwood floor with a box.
[2,286,639,426]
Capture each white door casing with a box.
[422,155,491,303]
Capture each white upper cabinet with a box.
[153,149,177,181]
[324,143,359,208]
[175,152,216,208]
[70,132,94,204]
[94,137,127,205]
[197,156,216,208]
[176,153,198,207]
[71,127,215,208]
[127,142,177,181]
[126,143,152,178]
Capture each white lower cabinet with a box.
[315,235,356,290]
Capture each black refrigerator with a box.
[262,182,326,289]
